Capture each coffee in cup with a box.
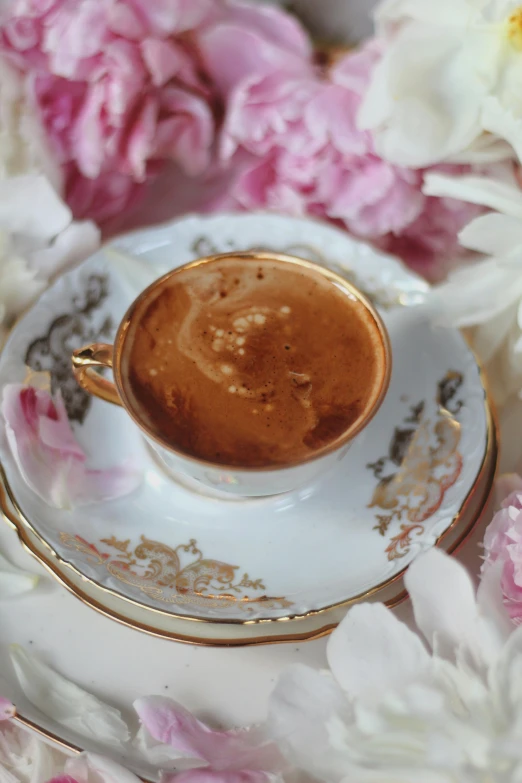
[73,251,391,496]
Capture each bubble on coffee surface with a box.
[175,269,307,411]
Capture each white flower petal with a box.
[327,603,430,701]
[0,176,71,241]
[489,623,522,718]
[423,172,522,219]
[0,697,15,721]
[0,250,44,325]
[29,220,100,279]
[0,551,39,599]
[406,549,498,668]
[457,212,522,256]
[405,549,474,644]
[10,645,130,748]
[355,45,394,132]
[476,560,513,653]
[472,303,519,363]
[423,257,522,330]
[448,133,515,163]
[376,0,486,27]
[104,247,168,296]
[359,23,490,166]
[0,59,61,187]
[482,96,522,164]
[0,722,66,783]
[267,663,349,782]
[339,769,449,783]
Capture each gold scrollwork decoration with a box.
[59,532,293,612]
[367,371,465,560]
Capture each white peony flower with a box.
[420,169,522,406]
[268,548,521,782]
[0,175,100,347]
[358,0,522,167]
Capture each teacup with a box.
[72,251,391,497]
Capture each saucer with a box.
[0,214,497,645]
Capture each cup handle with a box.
[72,343,122,407]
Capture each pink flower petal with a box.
[102,39,147,124]
[71,82,106,178]
[0,697,15,721]
[305,83,367,157]
[135,696,243,765]
[108,3,147,40]
[134,697,282,773]
[199,23,313,97]
[43,0,110,80]
[141,39,189,88]
[214,1,312,61]
[482,486,522,625]
[126,96,158,182]
[156,89,213,176]
[65,165,150,225]
[3,17,40,52]
[1,384,141,509]
[126,0,213,36]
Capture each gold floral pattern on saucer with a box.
[24,273,112,423]
[58,533,294,612]
[367,371,464,560]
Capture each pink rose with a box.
[483,479,522,624]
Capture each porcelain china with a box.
[0,214,496,645]
[71,251,391,498]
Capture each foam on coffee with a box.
[122,256,386,468]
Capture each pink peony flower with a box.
[483,479,522,624]
[207,37,485,281]
[134,696,283,783]
[0,0,219,225]
[1,383,141,508]
[0,0,314,228]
